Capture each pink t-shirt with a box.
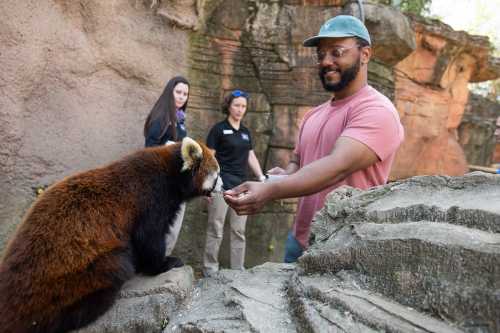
[293,85,404,248]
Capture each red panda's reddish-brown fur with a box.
[0,138,219,333]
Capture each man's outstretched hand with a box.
[223,181,273,215]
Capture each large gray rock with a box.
[163,173,500,333]
[304,172,500,332]
[344,0,416,66]
[75,266,194,333]
[164,263,296,332]
[311,172,500,238]
[287,271,464,333]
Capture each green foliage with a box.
[390,0,432,16]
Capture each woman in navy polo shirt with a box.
[143,76,189,257]
[203,90,265,275]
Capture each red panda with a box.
[0,137,219,333]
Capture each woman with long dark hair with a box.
[144,76,190,255]
[144,76,189,147]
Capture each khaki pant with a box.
[203,191,247,274]
[165,202,186,256]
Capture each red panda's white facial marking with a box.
[202,170,219,192]
[200,151,220,195]
[180,137,220,196]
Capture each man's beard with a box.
[319,57,361,92]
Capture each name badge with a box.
[223,129,234,135]
[241,133,249,141]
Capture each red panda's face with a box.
[180,138,220,196]
[197,145,220,195]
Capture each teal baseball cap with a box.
[303,15,371,47]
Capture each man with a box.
[224,15,404,262]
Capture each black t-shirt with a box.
[206,119,253,190]
[145,119,187,147]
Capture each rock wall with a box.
[0,0,192,247]
[391,15,500,178]
[1,0,499,271]
[458,94,500,167]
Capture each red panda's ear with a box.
[181,137,203,171]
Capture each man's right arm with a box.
[224,136,378,215]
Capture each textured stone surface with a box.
[76,266,194,333]
[459,94,500,166]
[287,271,464,333]
[405,15,500,83]
[344,1,416,66]
[303,172,500,332]
[164,263,297,332]
[0,0,191,249]
[303,221,500,327]
[390,15,500,179]
[162,173,499,333]
[391,27,469,177]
